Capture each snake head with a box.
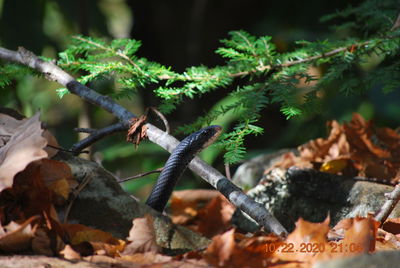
[181,125,222,154]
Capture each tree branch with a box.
[0,46,288,236]
[71,122,127,154]
[375,184,400,225]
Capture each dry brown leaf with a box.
[274,217,335,264]
[0,215,39,252]
[38,159,75,201]
[340,216,378,255]
[197,195,235,238]
[123,214,161,254]
[120,252,172,265]
[171,190,219,225]
[375,229,400,251]
[42,129,59,158]
[0,113,48,192]
[299,120,346,162]
[63,223,120,245]
[9,162,57,219]
[204,229,275,267]
[269,113,400,183]
[203,228,236,267]
[127,114,148,147]
[381,218,400,235]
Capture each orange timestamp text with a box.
[265,242,364,254]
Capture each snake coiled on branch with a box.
[146,125,222,212]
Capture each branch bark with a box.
[71,122,127,153]
[0,46,288,236]
[375,184,400,225]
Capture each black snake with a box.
[145,125,222,212]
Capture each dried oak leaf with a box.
[123,214,161,255]
[0,113,47,192]
[203,229,275,267]
[32,227,65,256]
[10,162,58,219]
[339,216,378,255]
[119,252,172,265]
[196,194,235,238]
[381,218,400,235]
[274,217,335,264]
[299,120,348,162]
[39,159,75,201]
[0,215,39,252]
[63,223,124,257]
[171,189,220,225]
[127,115,148,147]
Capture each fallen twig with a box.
[375,183,400,226]
[118,167,163,183]
[64,173,94,223]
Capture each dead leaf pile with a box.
[2,110,400,267]
[269,113,400,184]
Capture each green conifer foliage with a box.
[1,0,399,163]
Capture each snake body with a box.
[145,125,222,212]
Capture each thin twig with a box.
[0,46,288,236]
[118,167,163,183]
[64,173,94,223]
[70,122,127,154]
[74,127,97,133]
[375,183,400,225]
[225,163,231,180]
[391,12,400,31]
[149,107,170,134]
[46,144,90,154]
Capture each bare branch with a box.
[74,127,97,134]
[70,122,127,154]
[149,107,170,134]
[118,168,163,183]
[375,184,400,225]
[0,46,288,236]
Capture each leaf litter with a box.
[0,111,400,267]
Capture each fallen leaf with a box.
[203,228,236,267]
[319,158,348,174]
[123,214,161,254]
[171,190,220,225]
[63,223,120,246]
[274,217,334,264]
[120,252,172,265]
[0,216,39,252]
[197,195,235,238]
[42,129,59,158]
[203,229,274,267]
[38,159,74,201]
[340,216,378,255]
[381,218,400,235]
[0,113,48,192]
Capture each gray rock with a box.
[54,152,209,254]
[246,167,399,231]
[232,149,297,188]
[232,151,400,232]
